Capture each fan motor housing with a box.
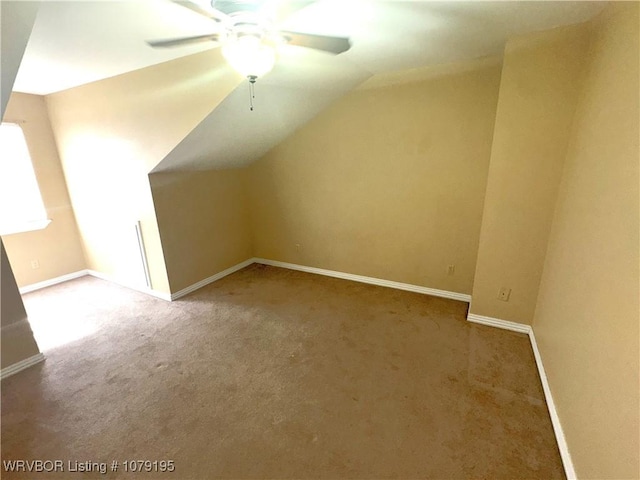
[212,0,266,15]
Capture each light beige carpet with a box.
[1,264,564,479]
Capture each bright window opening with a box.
[0,123,50,235]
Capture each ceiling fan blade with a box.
[280,31,351,55]
[147,33,221,48]
[172,0,228,22]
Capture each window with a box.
[0,123,50,235]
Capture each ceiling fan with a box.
[147,0,352,80]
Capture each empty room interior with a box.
[1,0,638,479]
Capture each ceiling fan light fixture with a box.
[222,34,276,78]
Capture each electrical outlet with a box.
[30,259,40,269]
[498,287,511,302]
[447,265,455,275]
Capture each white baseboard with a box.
[529,328,577,479]
[171,258,255,301]
[19,270,88,294]
[19,260,256,302]
[466,312,576,479]
[254,258,472,303]
[19,269,172,302]
[19,259,472,306]
[1,353,45,380]
[169,257,472,303]
[466,312,532,334]
[86,270,171,302]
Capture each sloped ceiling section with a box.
[1,1,40,115]
[152,48,371,172]
[15,0,607,96]
[14,1,606,172]
[14,0,217,95]
[151,0,606,172]
[283,0,605,75]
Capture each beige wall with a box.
[247,63,501,294]
[532,4,639,478]
[1,240,40,369]
[150,169,252,293]
[46,50,242,295]
[470,23,591,324]
[2,92,86,287]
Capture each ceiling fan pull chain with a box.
[248,75,257,111]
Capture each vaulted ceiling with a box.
[13,0,606,171]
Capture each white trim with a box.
[171,258,255,301]
[19,268,172,302]
[135,221,152,289]
[466,312,532,334]
[254,258,472,303]
[18,258,472,305]
[168,257,472,303]
[466,312,576,479]
[19,270,88,294]
[86,270,171,302]
[529,328,577,479]
[1,353,44,380]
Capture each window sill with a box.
[0,219,52,236]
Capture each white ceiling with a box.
[14,0,218,95]
[12,0,606,171]
[14,1,606,95]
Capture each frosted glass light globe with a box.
[222,34,276,78]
